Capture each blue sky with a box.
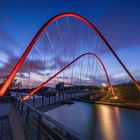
[0,0,140,87]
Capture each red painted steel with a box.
[0,12,139,96]
[22,53,115,100]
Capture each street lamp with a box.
[101,83,107,87]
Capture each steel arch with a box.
[22,53,115,100]
[0,12,139,96]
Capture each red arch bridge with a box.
[0,13,140,100]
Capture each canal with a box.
[45,101,140,140]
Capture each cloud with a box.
[0,55,67,81]
[0,56,45,79]
[56,57,66,68]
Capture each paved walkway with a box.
[0,114,12,140]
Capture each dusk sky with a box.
[0,0,140,87]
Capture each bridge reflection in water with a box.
[45,101,140,140]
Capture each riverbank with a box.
[74,98,140,110]
[94,101,140,110]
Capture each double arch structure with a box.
[0,12,139,97]
[22,53,115,100]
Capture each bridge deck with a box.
[25,92,90,108]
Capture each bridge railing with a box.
[10,96,86,140]
[9,91,91,108]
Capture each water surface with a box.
[45,101,140,140]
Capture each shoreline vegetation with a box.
[100,83,140,103]
[77,83,140,110]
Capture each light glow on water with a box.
[45,101,140,140]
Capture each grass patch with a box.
[98,83,140,103]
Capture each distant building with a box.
[56,82,64,91]
[46,87,58,94]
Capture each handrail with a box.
[12,96,86,140]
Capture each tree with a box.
[0,78,22,96]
